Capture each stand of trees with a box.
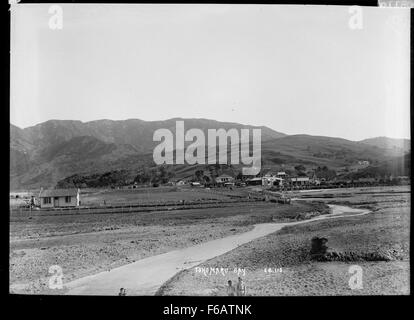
[315,166,337,180]
[134,166,175,185]
[56,167,176,188]
[56,170,134,188]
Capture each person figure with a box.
[118,288,124,296]
[30,196,35,209]
[236,277,246,296]
[226,280,236,296]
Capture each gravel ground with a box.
[161,261,409,296]
[10,190,328,294]
[159,188,410,296]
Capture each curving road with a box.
[65,204,370,295]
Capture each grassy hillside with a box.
[359,137,410,153]
[10,120,410,189]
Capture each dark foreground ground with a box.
[159,186,410,295]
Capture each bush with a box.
[310,237,328,260]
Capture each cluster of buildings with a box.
[175,170,409,190]
[175,173,237,187]
[250,172,409,189]
[249,171,320,188]
[12,170,409,210]
[174,171,321,189]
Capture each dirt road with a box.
[65,204,370,295]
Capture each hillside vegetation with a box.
[10,119,409,189]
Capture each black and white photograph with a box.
[9,2,410,297]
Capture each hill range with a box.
[10,118,410,189]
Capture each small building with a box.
[262,175,284,187]
[307,172,321,185]
[246,177,263,186]
[396,176,410,184]
[276,172,288,178]
[290,177,310,186]
[215,174,235,184]
[224,182,235,187]
[172,178,189,186]
[10,191,32,199]
[39,188,80,208]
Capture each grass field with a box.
[79,186,238,206]
[9,186,328,294]
[159,186,410,296]
[9,186,245,209]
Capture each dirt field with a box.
[9,187,328,294]
[159,186,410,296]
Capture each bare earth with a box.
[160,187,410,296]
[10,186,409,295]
[63,204,369,295]
[10,187,328,294]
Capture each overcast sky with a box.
[11,4,410,141]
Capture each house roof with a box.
[291,177,309,181]
[263,176,284,180]
[248,177,263,181]
[39,189,79,197]
[216,174,234,179]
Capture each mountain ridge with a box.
[10,118,410,189]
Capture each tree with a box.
[195,170,204,182]
[134,169,151,184]
[294,165,306,172]
[315,166,336,180]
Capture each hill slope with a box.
[10,119,410,189]
[260,134,405,168]
[359,137,410,154]
[10,118,284,189]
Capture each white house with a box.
[276,172,287,178]
[290,177,310,186]
[39,188,80,208]
[262,175,284,187]
[175,180,187,186]
[215,174,234,184]
[246,177,263,186]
